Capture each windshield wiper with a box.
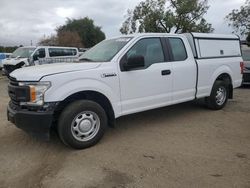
[79,58,94,62]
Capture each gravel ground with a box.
[0,75,250,188]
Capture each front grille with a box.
[9,77,18,86]
[9,101,21,110]
[8,80,30,105]
[8,77,18,105]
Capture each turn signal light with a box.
[30,86,36,102]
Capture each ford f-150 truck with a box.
[7,33,243,149]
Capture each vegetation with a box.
[120,0,213,34]
[39,17,106,48]
[0,46,20,53]
[226,0,250,36]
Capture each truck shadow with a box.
[50,100,209,148]
[114,100,207,129]
[240,84,250,89]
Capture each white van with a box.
[2,46,79,75]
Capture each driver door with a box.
[119,37,173,115]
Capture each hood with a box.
[3,57,28,65]
[10,62,101,81]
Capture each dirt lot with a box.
[0,75,250,188]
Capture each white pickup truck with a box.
[7,33,243,149]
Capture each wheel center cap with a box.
[79,119,92,132]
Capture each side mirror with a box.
[123,55,145,71]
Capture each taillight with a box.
[240,62,244,74]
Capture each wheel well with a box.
[54,91,115,127]
[215,73,233,99]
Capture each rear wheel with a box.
[206,80,229,110]
[58,100,107,149]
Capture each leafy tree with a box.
[120,0,213,34]
[39,17,105,48]
[226,0,250,35]
[0,46,18,53]
[57,17,105,48]
[38,35,58,46]
[57,31,83,48]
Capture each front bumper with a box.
[7,102,56,140]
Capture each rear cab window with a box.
[168,38,187,61]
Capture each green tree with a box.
[226,0,250,35]
[38,35,58,46]
[57,31,83,48]
[120,0,213,34]
[0,46,19,53]
[57,17,105,48]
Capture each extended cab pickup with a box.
[7,33,243,149]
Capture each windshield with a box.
[79,37,132,62]
[11,47,36,58]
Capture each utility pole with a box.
[31,40,33,46]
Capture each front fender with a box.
[43,77,121,117]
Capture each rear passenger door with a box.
[119,37,173,115]
[166,37,197,103]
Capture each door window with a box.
[33,48,45,60]
[126,38,165,68]
[49,48,77,57]
[37,48,46,58]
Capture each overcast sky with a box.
[0,0,245,46]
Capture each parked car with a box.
[2,46,79,76]
[7,33,243,149]
[242,46,250,85]
[0,53,12,70]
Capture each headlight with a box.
[19,81,51,106]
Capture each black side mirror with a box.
[123,55,145,71]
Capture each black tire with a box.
[57,100,107,149]
[206,80,229,110]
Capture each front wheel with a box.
[57,100,107,149]
[206,80,229,110]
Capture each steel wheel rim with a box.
[215,87,227,106]
[71,111,100,142]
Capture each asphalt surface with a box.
[0,75,250,188]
